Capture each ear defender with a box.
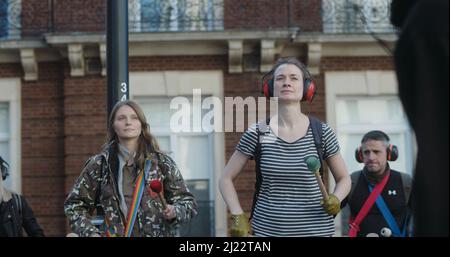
[261,73,317,102]
[354,144,399,163]
[262,76,274,99]
[302,79,316,103]
[387,144,399,161]
[0,157,9,180]
[355,147,364,163]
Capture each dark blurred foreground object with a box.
[391,0,449,236]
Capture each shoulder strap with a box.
[349,171,391,237]
[400,172,412,204]
[400,172,414,236]
[370,185,406,237]
[348,171,362,202]
[124,170,146,237]
[250,118,270,220]
[349,171,412,206]
[12,193,22,216]
[308,116,324,177]
[12,193,23,236]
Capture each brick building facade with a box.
[1,0,406,236]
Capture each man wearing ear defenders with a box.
[344,131,413,237]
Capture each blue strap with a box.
[368,184,406,237]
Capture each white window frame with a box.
[325,70,416,236]
[336,95,415,175]
[147,119,216,235]
[170,132,215,196]
[129,70,226,236]
[0,78,21,193]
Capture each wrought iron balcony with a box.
[0,0,21,40]
[129,0,223,33]
[1,0,225,40]
[322,0,396,34]
[1,0,398,41]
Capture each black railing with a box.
[0,0,21,40]
[322,0,396,34]
[129,0,223,32]
[2,0,398,41]
[1,0,224,40]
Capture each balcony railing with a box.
[2,0,398,41]
[1,0,225,40]
[129,0,223,33]
[0,0,21,40]
[322,0,396,34]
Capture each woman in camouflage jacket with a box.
[64,100,198,237]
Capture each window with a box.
[0,103,10,186]
[336,97,415,176]
[136,96,215,236]
[130,70,226,236]
[336,96,415,236]
[0,78,21,193]
[324,70,416,236]
[129,0,224,32]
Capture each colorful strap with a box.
[123,159,151,237]
[104,218,117,237]
[349,171,390,237]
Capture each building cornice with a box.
[0,30,397,80]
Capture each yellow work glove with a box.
[320,194,341,215]
[230,213,250,237]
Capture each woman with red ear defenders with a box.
[219,57,351,237]
[261,58,317,102]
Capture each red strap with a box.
[348,171,390,237]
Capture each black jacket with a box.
[0,194,45,237]
[345,169,412,237]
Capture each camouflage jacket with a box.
[64,146,198,237]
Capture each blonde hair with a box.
[106,100,161,170]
